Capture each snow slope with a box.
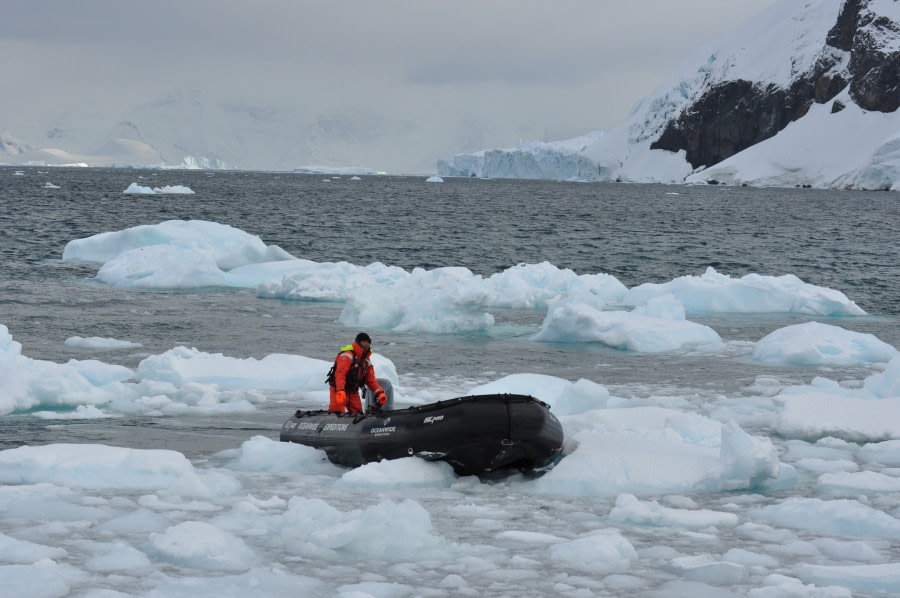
[439,0,900,190]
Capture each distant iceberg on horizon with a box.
[292,165,386,176]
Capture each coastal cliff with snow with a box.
[438,0,900,190]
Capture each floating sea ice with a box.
[0,328,137,415]
[668,554,746,585]
[797,562,900,596]
[64,335,143,350]
[752,497,900,541]
[31,404,118,420]
[0,443,215,492]
[426,175,444,183]
[82,541,151,572]
[0,532,67,564]
[608,494,740,530]
[858,439,900,466]
[339,266,496,334]
[146,568,330,597]
[123,183,156,194]
[753,321,896,365]
[0,560,87,598]
[532,294,724,353]
[153,185,194,194]
[467,373,610,416]
[748,574,853,598]
[862,354,900,398]
[257,260,410,302]
[148,521,255,571]
[97,244,230,288]
[622,266,866,316]
[123,183,195,195]
[772,371,900,442]
[545,531,637,575]
[336,456,458,489]
[63,219,294,270]
[485,261,627,307]
[279,497,445,560]
[0,324,23,355]
[818,470,900,494]
[226,435,339,475]
[135,345,401,391]
[531,409,780,497]
[43,182,60,189]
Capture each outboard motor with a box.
[363,378,394,411]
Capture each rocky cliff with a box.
[650,0,900,169]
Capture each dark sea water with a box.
[1,166,899,454]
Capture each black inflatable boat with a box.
[279,393,563,476]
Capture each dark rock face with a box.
[849,15,900,111]
[826,0,863,51]
[650,0,899,170]
[652,80,801,169]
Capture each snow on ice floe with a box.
[63,220,295,288]
[62,221,871,336]
[532,294,724,353]
[123,183,195,195]
[753,322,896,366]
[64,335,143,351]
[225,435,338,475]
[264,261,628,334]
[623,267,865,316]
[147,521,256,571]
[1,323,401,417]
[137,345,398,391]
[770,359,900,442]
[531,409,783,497]
[0,443,227,493]
[752,497,900,541]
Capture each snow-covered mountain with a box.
[1,89,507,173]
[439,0,900,190]
[0,129,34,156]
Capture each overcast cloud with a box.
[2,0,776,171]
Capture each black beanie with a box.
[355,332,371,344]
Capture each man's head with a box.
[355,332,371,349]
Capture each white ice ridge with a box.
[753,322,897,365]
[622,267,865,316]
[62,220,296,282]
[123,183,195,194]
[61,221,868,341]
[64,336,143,351]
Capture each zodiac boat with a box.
[279,393,563,476]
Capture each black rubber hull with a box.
[279,394,563,476]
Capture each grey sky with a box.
[2,0,776,169]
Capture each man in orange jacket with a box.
[328,332,387,414]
